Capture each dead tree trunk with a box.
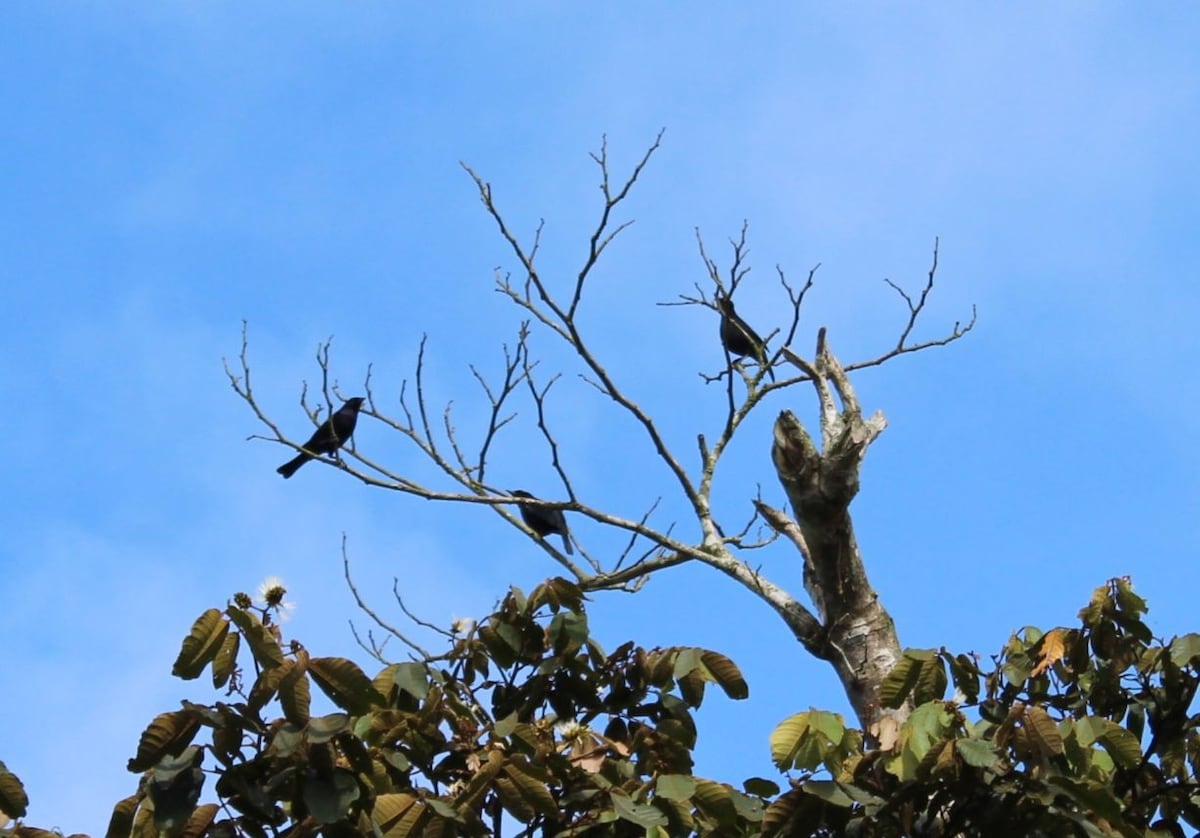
[768,334,903,735]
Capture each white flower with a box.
[450,617,476,635]
[256,576,297,622]
[257,576,287,605]
[555,720,586,741]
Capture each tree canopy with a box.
[4,576,1198,836]
[4,138,1197,837]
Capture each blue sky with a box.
[4,4,1200,831]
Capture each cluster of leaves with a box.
[762,578,1200,836]
[4,578,763,837]
[5,577,1197,836]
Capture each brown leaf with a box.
[1030,628,1066,678]
[126,710,202,773]
[569,734,607,773]
[872,716,901,751]
[1023,705,1064,758]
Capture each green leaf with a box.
[478,624,515,667]
[127,710,202,772]
[547,610,589,655]
[906,702,952,745]
[807,709,846,745]
[673,647,701,679]
[426,798,462,821]
[247,663,287,711]
[801,780,855,808]
[171,609,228,680]
[1073,715,1100,746]
[494,712,518,739]
[509,585,527,613]
[0,760,29,819]
[743,777,780,798]
[309,657,384,714]
[828,781,886,809]
[372,793,425,837]
[268,723,305,758]
[880,651,923,709]
[770,710,845,772]
[770,712,812,770]
[1114,578,1147,618]
[302,767,361,825]
[955,738,1001,770]
[307,713,351,744]
[147,747,205,832]
[211,630,240,689]
[278,658,312,726]
[381,749,411,773]
[610,790,668,828]
[1169,633,1200,668]
[528,578,561,611]
[1078,582,1109,626]
[946,652,981,704]
[453,749,506,813]
[1095,720,1142,769]
[655,774,695,801]
[1046,776,1124,825]
[913,653,948,705]
[692,779,738,828]
[375,661,430,702]
[226,606,284,670]
[495,621,524,655]
[501,760,558,819]
[655,797,696,835]
[730,787,765,823]
[889,703,952,780]
[545,577,586,611]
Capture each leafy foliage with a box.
[15,578,758,837]
[0,762,29,822]
[764,578,1200,836]
[4,577,1198,836]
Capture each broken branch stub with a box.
[770,338,903,731]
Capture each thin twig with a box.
[342,535,431,659]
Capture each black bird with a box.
[716,295,775,381]
[277,397,366,479]
[511,489,573,554]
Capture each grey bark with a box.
[767,335,905,734]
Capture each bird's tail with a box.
[277,452,311,479]
[561,533,574,555]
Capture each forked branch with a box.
[233,134,974,729]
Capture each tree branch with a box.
[234,135,974,732]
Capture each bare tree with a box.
[226,132,975,739]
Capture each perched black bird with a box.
[716,295,775,381]
[511,489,573,554]
[277,397,366,479]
